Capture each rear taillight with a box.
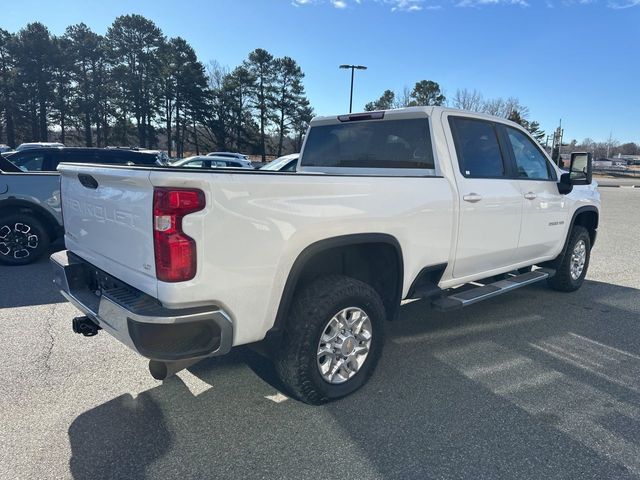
[153,188,205,282]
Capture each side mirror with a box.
[569,151,593,185]
[558,173,573,194]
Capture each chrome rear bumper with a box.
[51,250,233,362]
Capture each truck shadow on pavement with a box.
[67,279,640,480]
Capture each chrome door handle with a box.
[524,192,537,200]
[463,193,482,203]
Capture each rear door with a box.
[503,126,566,261]
[59,164,157,297]
[447,115,523,278]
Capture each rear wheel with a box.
[0,214,50,265]
[275,275,385,405]
[547,225,591,292]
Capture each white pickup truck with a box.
[51,107,600,404]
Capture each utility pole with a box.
[339,64,367,113]
[552,119,564,167]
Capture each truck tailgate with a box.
[59,164,158,298]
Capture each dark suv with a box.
[5,147,161,172]
[0,147,162,266]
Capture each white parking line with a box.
[265,392,289,403]
[436,341,640,475]
[531,332,640,393]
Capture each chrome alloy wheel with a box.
[570,239,587,281]
[316,307,372,384]
[0,223,39,259]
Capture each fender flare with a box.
[560,206,599,257]
[0,198,63,240]
[269,233,404,335]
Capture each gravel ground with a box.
[0,188,639,480]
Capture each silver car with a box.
[206,151,252,168]
[173,155,254,169]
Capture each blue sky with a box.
[2,0,639,143]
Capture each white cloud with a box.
[608,0,640,7]
[456,0,529,6]
[291,0,639,9]
[545,0,639,6]
[291,0,437,11]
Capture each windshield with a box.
[262,155,298,171]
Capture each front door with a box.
[448,115,524,279]
[503,126,567,261]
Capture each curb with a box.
[598,184,639,188]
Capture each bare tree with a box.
[452,88,483,112]
[393,86,412,108]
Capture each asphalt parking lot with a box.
[1,188,639,480]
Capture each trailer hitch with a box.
[72,316,102,337]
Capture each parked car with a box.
[260,153,299,172]
[173,155,253,169]
[7,147,163,172]
[0,145,12,153]
[206,151,252,168]
[51,106,600,404]
[0,147,163,265]
[16,142,64,151]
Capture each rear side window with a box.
[183,160,204,168]
[450,117,505,178]
[301,118,435,170]
[11,152,47,172]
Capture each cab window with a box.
[449,117,506,178]
[506,127,555,181]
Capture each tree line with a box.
[366,84,639,159]
[2,16,635,161]
[567,137,639,160]
[0,15,313,160]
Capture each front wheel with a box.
[275,275,385,405]
[547,225,591,292]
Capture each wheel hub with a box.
[316,306,373,385]
[338,334,357,357]
[0,223,39,259]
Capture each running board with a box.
[432,269,554,312]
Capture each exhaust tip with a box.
[148,358,202,381]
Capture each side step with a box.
[432,269,554,312]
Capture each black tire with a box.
[547,225,591,292]
[0,213,50,266]
[275,275,385,405]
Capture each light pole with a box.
[339,64,367,113]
